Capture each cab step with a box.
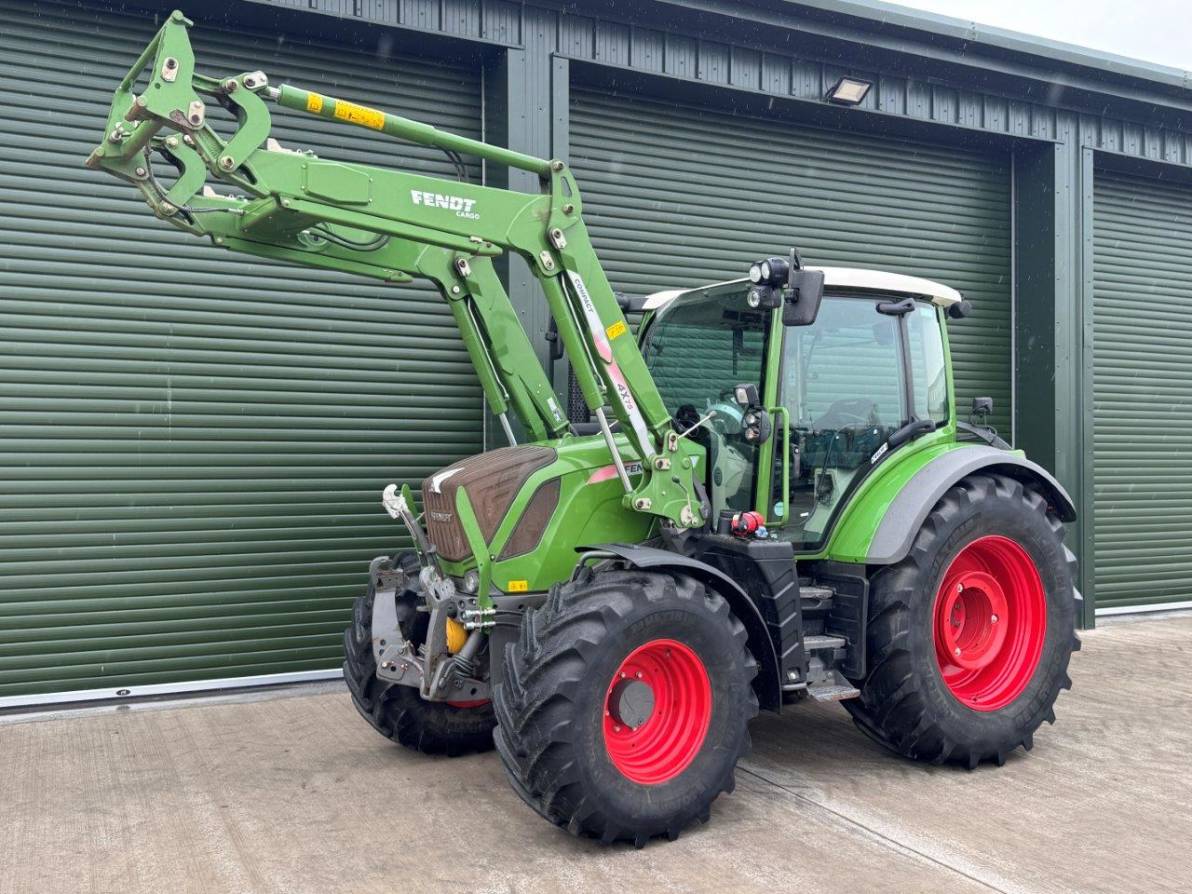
[808,682,861,702]
[802,634,846,651]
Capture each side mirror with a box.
[733,384,772,444]
[733,384,760,407]
[948,299,973,319]
[782,269,824,326]
[971,396,993,422]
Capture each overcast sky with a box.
[892,0,1191,71]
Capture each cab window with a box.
[908,303,949,423]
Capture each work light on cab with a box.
[748,256,789,286]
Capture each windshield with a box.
[641,286,769,517]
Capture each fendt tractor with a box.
[88,12,1080,846]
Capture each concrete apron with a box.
[1,617,1189,894]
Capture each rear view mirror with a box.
[971,396,993,422]
[733,384,760,407]
[782,269,824,326]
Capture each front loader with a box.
[86,11,1081,846]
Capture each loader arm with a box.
[84,10,705,529]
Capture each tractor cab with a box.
[639,268,967,551]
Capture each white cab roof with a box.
[640,267,964,311]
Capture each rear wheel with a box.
[343,553,496,756]
[494,568,758,846]
[845,474,1079,767]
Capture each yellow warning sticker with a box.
[507,579,529,593]
[606,320,628,340]
[306,92,324,114]
[334,100,385,130]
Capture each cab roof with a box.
[639,267,964,311]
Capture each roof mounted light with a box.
[826,76,872,106]
[748,256,789,287]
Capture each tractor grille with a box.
[422,488,471,562]
[498,478,561,560]
[421,446,556,563]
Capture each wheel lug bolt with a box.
[956,583,964,593]
[635,671,643,679]
[991,614,999,623]
[613,725,622,733]
[620,672,626,679]
[954,647,962,657]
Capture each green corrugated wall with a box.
[570,88,1013,436]
[1093,171,1192,611]
[0,1,484,698]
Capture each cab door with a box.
[761,295,950,550]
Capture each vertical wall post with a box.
[1077,146,1097,629]
[550,56,573,406]
[484,12,569,436]
[1014,127,1094,626]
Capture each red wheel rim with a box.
[446,699,489,709]
[933,535,1047,711]
[603,639,712,785]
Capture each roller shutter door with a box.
[0,1,484,699]
[570,88,1012,436]
[1093,171,1192,613]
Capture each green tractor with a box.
[88,12,1080,847]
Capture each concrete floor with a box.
[2,616,1190,894]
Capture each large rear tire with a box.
[493,567,758,846]
[845,473,1080,768]
[343,553,496,756]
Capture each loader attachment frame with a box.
[84,10,706,530]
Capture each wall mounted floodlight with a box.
[826,76,872,106]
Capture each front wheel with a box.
[845,474,1080,768]
[493,568,758,846]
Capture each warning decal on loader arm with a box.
[334,100,385,130]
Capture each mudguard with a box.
[866,445,1077,564]
[592,543,783,711]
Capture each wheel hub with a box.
[933,535,1047,712]
[608,678,655,729]
[936,570,1009,671]
[603,639,712,785]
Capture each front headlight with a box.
[461,569,480,594]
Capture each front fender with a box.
[832,445,1076,566]
[589,543,783,712]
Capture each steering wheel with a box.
[707,399,744,435]
[813,398,878,430]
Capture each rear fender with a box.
[588,543,783,712]
[865,446,1077,565]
